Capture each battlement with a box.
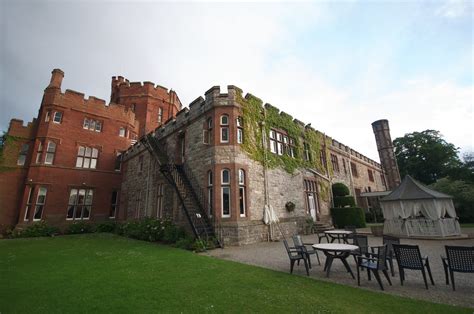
[111,76,182,108]
[7,118,37,139]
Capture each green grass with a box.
[0,234,469,313]
[460,223,474,228]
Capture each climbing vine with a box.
[0,134,21,173]
[237,93,332,175]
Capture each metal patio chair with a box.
[393,244,435,289]
[357,244,392,290]
[283,239,309,276]
[441,245,474,291]
[293,235,321,268]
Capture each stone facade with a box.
[121,86,387,246]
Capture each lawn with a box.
[0,234,469,313]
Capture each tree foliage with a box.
[431,177,474,223]
[394,130,461,184]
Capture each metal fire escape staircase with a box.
[142,133,221,248]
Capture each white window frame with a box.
[17,143,29,166]
[66,188,93,220]
[44,141,56,165]
[220,127,229,143]
[220,115,229,126]
[110,190,119,219]
[221,169,230,184]
[24,187,33,221]
[158,107,163,123]
[33,187,47,221]
[238,169,246,217]
[221,186,231,218]
[119,127,126,137]
[75,146,99,169]
[53,111,62,124]
[237,128,243,144]
[45,110,51,122]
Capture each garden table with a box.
[313,243,358,278]
[324,230,353,244]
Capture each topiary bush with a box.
[331,207,366,228]
[334,196,356,208]
[11,221,59,238]
[65,221,95,234]
[95,221,117,233]
[332,183,350,197]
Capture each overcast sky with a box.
[0,0,472,161]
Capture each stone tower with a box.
[372,119,401,190]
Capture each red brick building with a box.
[0,69,181,233]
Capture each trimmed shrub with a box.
[118,217,164,242]
[11,221,59,238]
[66,221,94,234]
[174,236,195,250]
[334,196,356,208]
[331,207,366,228]
[332,183,350,197]
[95,221,117,233]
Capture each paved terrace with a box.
[205,231,474,309]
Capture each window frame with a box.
[17,143,29,166]
[66,188,93,220]
[221,169,231,218]
[110,190,119,219]
[24,187,33,221]
[158,107,163,123]
[238,169,246,217]
[45,110,51,122]
[33,187,47,221]
[75,146,99,169]
[53,111,62,124]
[44,141,56,165]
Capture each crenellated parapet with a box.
[111,76,182,109]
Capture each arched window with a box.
[221,169,231,217]
[220,115,229,143]
[238,169,246,217]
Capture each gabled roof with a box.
[381,175,452,201]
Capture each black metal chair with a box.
[345,225,357,244]
[380,235,400,276]
[283,239,309,276]
[351,234,369,264]
[392,244,435,289]
[357,245,392,290]
[315,231,329,243]
[292,235,321,268]
[441,245,474,291]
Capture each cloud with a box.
[435,0,473,18]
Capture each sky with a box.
[0,0,472,162]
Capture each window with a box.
[156,184,164,218]
[158,107,163,123]
[220,115,229,125]
[33,187,47,221]
[320,151,327,169]
[119,127,126,137]
[343,159,347,174]
[269,129,294,157]
[368,169,374,182]
[304,179,319,221]
[236,117,244,144]
[36,142,43,164]
[131,103,136,112]
[381,174,386,187]
[24,187,33,221]
[110,191,119,219]
[303,142,311,161]
[220,115,229,143]
[67,189,93,220]
[53,111,62,124]
[203,118,212,145]
[45,110,51,122]
[17,144,29,166]
[114,152,122,171]
[331,154,340,172]
[207,171,213,217]
[238,169,246,217]
[221,169,230,217]
[44,141,56,165]
[350,162,358,177]
[83,118,102,132]
[76,146,99,169]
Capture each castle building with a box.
[0,69,181,232]
[1,69,387,244]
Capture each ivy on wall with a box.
[237,94,332,175]
[0,134,21,173]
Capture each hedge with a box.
[332,183,350,197]
[331,207,366,228]
[334,196,356,208]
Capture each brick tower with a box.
[372,119,401,190]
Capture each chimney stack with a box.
[372,119,401,190]
[47,68,64,90]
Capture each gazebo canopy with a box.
[381,175,452,202]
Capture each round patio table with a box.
[324,230,353,244]
[313,243,358,278]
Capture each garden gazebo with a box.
[380,175,461,237]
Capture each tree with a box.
[393,130,461,184]
[431,178,474,223]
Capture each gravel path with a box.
[205,234,474,309]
